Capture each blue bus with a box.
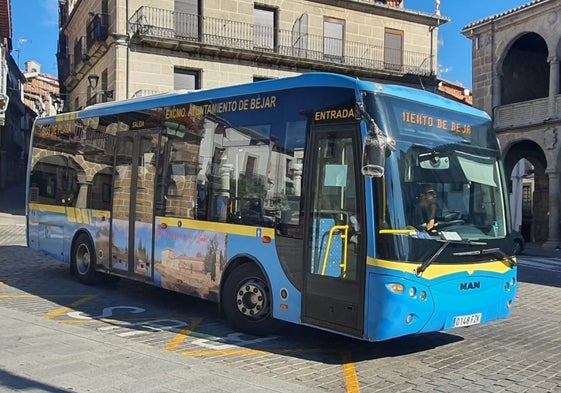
[27,72,517,341]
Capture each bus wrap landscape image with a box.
[26,72,518,341]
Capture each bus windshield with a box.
[368,93,509,261]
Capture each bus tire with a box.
[222,263,282,336]
[71,234,101,285]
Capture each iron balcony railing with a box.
[129,6,433,75]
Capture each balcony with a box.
[73,36,89,69]
[128,6,434,78]
[86,13,109,50]
[494,97,552,131]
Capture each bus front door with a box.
[302,125,365,338]
[110,131,159,280]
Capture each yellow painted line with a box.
[341,351,360,393]
[165,317,203,351]
[57,316,188,324]
[180,345,361,392]
[43,295,96,319]
[182,348,269,356]
[181,347,328,356]
[0,294,38,299]
[0,294,94,299]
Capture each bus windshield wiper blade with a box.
[481,247,517,268]
[416,240,449,276]
[417,239,490,276]
[452,245,516,268]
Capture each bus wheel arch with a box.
[220,257,282,335]
[71,231,102,285]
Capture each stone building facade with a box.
[56,0,446,111]
[0,1,33,190]
[462,0,561,248]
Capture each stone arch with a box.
[499,32,549,105]
[91,167,113,211]
[29,154,86,207]
[503,139,548,243]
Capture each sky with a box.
[12,0,533,89]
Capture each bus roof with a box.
[36,72,488,124]
[368,82,490,120]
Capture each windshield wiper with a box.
[480,247,517,268]
[453,246,516,267]
[417,240,516,276]
[416,240,450,276]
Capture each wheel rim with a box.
[75,244,91,275]
[235,278,268,320]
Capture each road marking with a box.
[57,316,187,324]
[0,294,38,298]
[0,294,94,299]
[180,346,361,392]
[43,295,96,319]
[67,305,145,320]
[341,351,360,393]
[165,317,203,350]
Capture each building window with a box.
[254,6,277,50]
[384,28,403,70]
[175,0,199,39]
[174,68,200,90]
[324,17,344,62]
[522,184,532,217]
[245,156,256,177]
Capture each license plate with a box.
[453,313,482,328]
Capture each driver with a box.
[417,185,438,233]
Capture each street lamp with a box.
[88,74,99,90]
[87,74,113,99]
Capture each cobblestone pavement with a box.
[1,220,561,392]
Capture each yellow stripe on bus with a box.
[367,257,513,279]
[55,112,78,121]
[81,209,91,224]
[28,203,66,213]
[27,204,272,237]
[67,207,76,222]
[159,216,275,238]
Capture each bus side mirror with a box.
[361,132,387,178]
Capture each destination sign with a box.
[402,111,472,135]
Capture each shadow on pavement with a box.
[517,265,561,288]
[0,368,73,393]
[0,183,25,216]
[0,243,462,365]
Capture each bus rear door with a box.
[110,130,159,280]
[301,124,365,337]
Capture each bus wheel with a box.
[223,263,281,335]
[71,234,101,285]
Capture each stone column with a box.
[75,183,91,208]
[543,170,561,249]
[292,163,303,197]
[548,56,560,118]
[492,71,502,109]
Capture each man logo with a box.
[460,281,480,290]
